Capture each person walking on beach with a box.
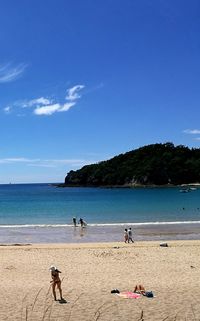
[72,217,77,227]
[128,227,134,243]
[50,265,63,301]
[124,228,128,243]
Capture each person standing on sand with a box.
[124,228,128,243]
[128,227,134,243]
[50,265,63,301]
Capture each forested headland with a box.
[63,143,200,187]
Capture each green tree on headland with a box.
[64,143,200,186]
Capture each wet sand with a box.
[1,222,200,244]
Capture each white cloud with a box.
[195,137,200,141]
[34,102,75,115]
[66,85,85,101]
[0,157,40,164]
[27,164,57,168]
[4,106,11,114]
[33,103,61,115]
[58,102,76,112]
[33,84,84,116]
[0,157,94,167]
[0,63,27,83]
[45,159,93,165]
[23,97,52,108]
[183,129,200,134]
[3,84,85,116]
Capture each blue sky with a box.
[0,0,200,183]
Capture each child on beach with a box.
[124,229,128,243]
[49,265,63,301]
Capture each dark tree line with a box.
[64,143,200,186]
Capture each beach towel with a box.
[117,291,141,299]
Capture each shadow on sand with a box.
[58,298,68,304]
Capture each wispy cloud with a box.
[84,82,104,95]
[0,63,27,83]
[23,97,52,108]
[66,85,85,101]
[0,157,94,167]
[0,157,40,164]
[195,137,200,141]
[4,84,85,116]
[4,106,11,114]
[183,129,200,134]
[27,163,57,168]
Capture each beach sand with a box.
[0,240,200,321]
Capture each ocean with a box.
[0,183,200,243]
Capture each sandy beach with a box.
[0,240,200,321]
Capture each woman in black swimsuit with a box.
[50,266,63,301]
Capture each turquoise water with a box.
[0,184,200,226]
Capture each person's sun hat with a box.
[49,265,57,271]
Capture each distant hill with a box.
[64,143,200,187]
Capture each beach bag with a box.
[145,291,153,298]
[160,242,168,247]
[111,289,120,294]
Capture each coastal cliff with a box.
[64,143,200,187]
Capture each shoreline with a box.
[1,222,200,244]
[0,238,200,247]
[54,182,200,188]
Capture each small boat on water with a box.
[179,187,197,193]
[179,188,190,193]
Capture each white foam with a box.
[0,221,200,228]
